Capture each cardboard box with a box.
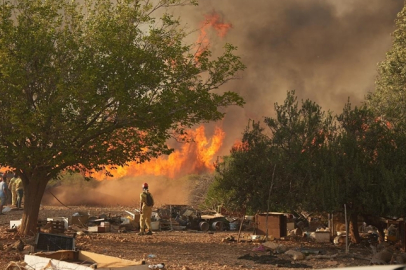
[24,250,148,270]
[315,231,331,242]
[255,212,287,238]
[100,221,111,232]
[88,226,106,233]
[287,222,295,230]
[10,219,22,229]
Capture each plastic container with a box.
[150,221,160,231]
[148,263,165,269]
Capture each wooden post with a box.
[237,209,246,243]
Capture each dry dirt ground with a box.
[0,205,394,270]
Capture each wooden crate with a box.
[255,212,287,238]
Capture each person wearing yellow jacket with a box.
[14,176,23,209]
[139,183,154,235]
[8,174,17,207]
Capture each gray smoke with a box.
[43,1,405,206]
[177,0,403,154]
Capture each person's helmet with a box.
[142,182,148,189]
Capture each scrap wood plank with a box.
[33,250,77,260]
[24,255,94,270]
[24,251,149,270]
[78,250,145,267]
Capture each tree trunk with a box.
[19,176,49,236]
[349,212,361,244]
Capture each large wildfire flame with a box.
[90,11,232,181]
[10,12,233,207]
[195,11,232,59]
[92,125,225,180]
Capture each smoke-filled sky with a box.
[181,0,404,154]
[45,0,405,207]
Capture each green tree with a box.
[329,102,406,242]
[364,3,406,242]
[210,91,335,215]
[0,0,245,235]
[367,5,406,128]
[209,120,275,215]
[264,90,335,212]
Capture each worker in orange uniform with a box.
[139,182,154,235]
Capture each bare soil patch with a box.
[0,206,384,269]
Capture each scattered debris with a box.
[370,248,393,265]
[221,235,235,242]
[24,250,147,270]
[252,244,267,252]
[5,261,28,270]
[4,239,24,252]
[285,249,306,260]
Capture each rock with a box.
[285,249,305,260]
[262,241,279,250]
[370,249,393,265]
[324,260,338,266]
[262,241,288,253]
[394,253,406,264]
[275,245,288,254]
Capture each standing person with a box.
[0,174,8,214]
[139,182,154,235]
[2,174,9,204]
[8,173,17,207]
[14,175,23,209]
[4,171,13,205]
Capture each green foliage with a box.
[209,121,275,214]
[363,4,406,217]
[0,0,245,235]
[0,0,245,179]
[367,5,406,128]
[209,91,336,214]
[209,90,406,220]
[333,101,406,217]
[264,90,335,212]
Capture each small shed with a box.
[255,212,287,238]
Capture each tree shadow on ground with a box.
[238,253,311,268]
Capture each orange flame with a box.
[91,125,225,180]
[195,11,232,60]
[90,12,232,181]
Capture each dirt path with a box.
[0,206,379,269]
